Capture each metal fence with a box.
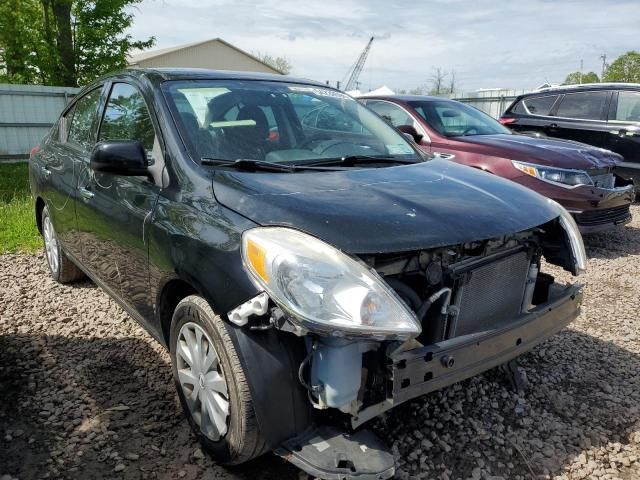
[0,83,79,160]
[441,89,527,118]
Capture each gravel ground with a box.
[1,206,639,480]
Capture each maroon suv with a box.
[360,95,635,233]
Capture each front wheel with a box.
[169,295,267,465]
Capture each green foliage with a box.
[604,51,640,83]
[0,0,46,84]
[563,71,600,85]
[0,0,154,86]
[0,163,41,253]
[73,0,154,85]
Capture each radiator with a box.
[449,250,530,337]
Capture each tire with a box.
[170,295,267,465]
[41,206,85,283]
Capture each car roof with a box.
[524,82,640,96]
[91,67,327,88]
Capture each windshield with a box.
[408,100,511,137]
[163,80,420,165]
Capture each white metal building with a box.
[127,38,282,74]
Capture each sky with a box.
[126,0,640,94]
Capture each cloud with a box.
[127,0,640,92]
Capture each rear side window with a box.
[99,83,155,152]
[554,91,609,120]
[522,95,559,115]
[509,100,527,115]
[613,91,640,122]
[68,88,102,148]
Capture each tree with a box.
[448,70,457,95]
[253,52,292,74]
[0,0,154,86]
[0,0,45,84]
[429,67,448,95]
[409,86,424,95]
[563,71,600,85]
[603,51,640,83]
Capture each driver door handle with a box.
[79,186,94,201]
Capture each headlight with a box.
[241,227,421,339]
[548,199,587,275]
[512,160,592,188]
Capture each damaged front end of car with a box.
[227,201,586,480]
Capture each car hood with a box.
[455,134,623,169]
[212,159,560,254]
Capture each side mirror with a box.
[397,125,424,144]
[90,140,148,176]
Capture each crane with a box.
[343,36,374,92]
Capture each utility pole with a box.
[579,59,583,83]
[600,54,607,81]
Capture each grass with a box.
[0,162,42,253]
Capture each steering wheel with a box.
[461,127,479,136]
[298,134,333,150]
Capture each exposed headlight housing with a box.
[548,199,587,275]
[241,227,421,340]
[512,160,592,188]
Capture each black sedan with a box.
[29,68,586,479]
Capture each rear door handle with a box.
[79,186,94,200]
[547,123,558,128]
[41,166,51,178]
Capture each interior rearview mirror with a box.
[90,140,148,176]
[397,125,424,144]
[441,109,461,118]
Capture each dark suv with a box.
[500,83,640,183]
[30,68,586,480]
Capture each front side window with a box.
[553,91,609,120]
[367,101,414,127]
[68,88,102,148]
[163,80,418,164]
[522,95,559,115]
[99,83,155,152]
[409,100,511,137]
[612,91,640,122]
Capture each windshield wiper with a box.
[301,155,421,167]
[201,157,302,172]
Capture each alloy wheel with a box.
[176,322,230,441]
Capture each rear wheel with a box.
[170,295,267,465]
[41,206,84,283]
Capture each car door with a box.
[365,100,432,151]
[38,87,104,261]
[606,90,640,166]
[547,90,612,147]
[75,81,164,319]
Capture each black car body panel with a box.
[28,68,585,478]
[501,83,640,182]
[212,159,559,254]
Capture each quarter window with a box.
[68,88,102,148]
[613,91,640,122]
[554,91,609,120]
[522,95,558,116]
[99,83,155,152]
